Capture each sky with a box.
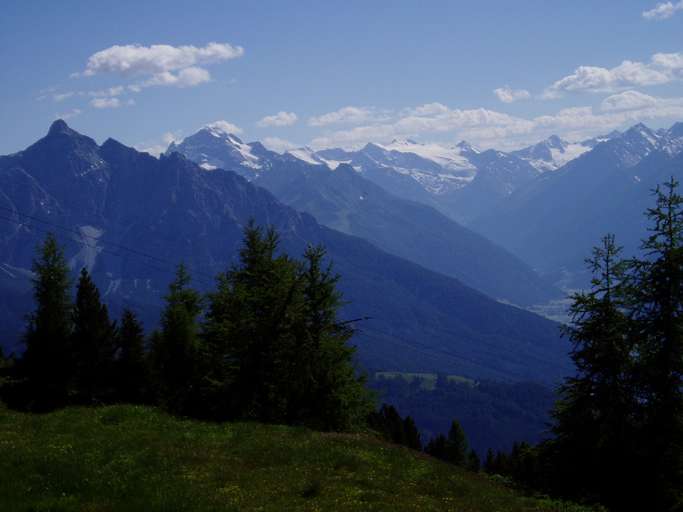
[1,0,682,155]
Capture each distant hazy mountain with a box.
[0,121,570,383]
[311,136,598,223]
[473,122,683,286]
[168,127,561,306]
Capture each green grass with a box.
[0,404,593,511]
[375,371,476,390]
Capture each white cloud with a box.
[90,97,121,109]
[600,90,658,111]
[56,108,81,120]
[543,52,683,97]
[140,66,211,88]
[256,111,298,127]
[89,85,125,97]
[204,120,243,135]
[89,97,135,109]
[262,137,298,153]
[493,86,531,103]
[308,96,683,151]
[308,106,376,127]
[642,1,683,20]
[137,131,183,157]
[82,42,244,77]
[75,42,243,96]
[407,102,451,115]
[53,92,75,102]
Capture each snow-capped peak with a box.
[286,147,325,166]
[204,121,242,139]
[512,135,591,172]
[286,147,349,170]
[379,139,476,171]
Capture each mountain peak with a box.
[669,122,683,139]
[546,135,566,148]
[48,119,73,136]
[455,140,478,153]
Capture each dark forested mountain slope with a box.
[0,121,570,383]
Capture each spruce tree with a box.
[630,178,683,509]
[151,264,202,415]
[202,223,300,421]
[402,416,422,451]
[550,234,634,505]
[425,434,447,460]
[484,448,496,474]
[445,420,468,466]
[19,234,72,411]
[299,244,372,430]
[467,449,481,472]
[71,268,116,403]
[115,309,148,403]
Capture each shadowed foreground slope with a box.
[0,405,594,511]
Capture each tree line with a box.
[484,178,683,512]
[0,223,373,431]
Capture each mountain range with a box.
[168,126,560,307]
[0,120,570,384]
[474,122,683,285]
[167,120,683,288]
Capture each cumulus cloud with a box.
[262,137,298,153]
[140,66,211,88]
[600,90,658,111]
[73,42,244,104]
[204,120,243,135]
[308,96,683,151]
[543,52,683,97]
[493,86,531,103]
[256,111,298,128]
[642,1,683,20]
[308,106,376,127]
[82,42,244,77]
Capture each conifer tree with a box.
[18,234,72,411]
[368,404,405,444]
[484,448,496,474]
[467,449,481,472]
[203,223,372,427]
[202,223,300,421]
[630,178,683,508]
[550,234,634,505]
[71,268,116,403]
[151,264,202,414]
[445,419,468,466]
[425,434,447,460]
[402,416,422,451]
[115,309,148,403]
[298,244,372,430]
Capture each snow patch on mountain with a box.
[380,139,478,172]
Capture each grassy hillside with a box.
[0,404,593,511]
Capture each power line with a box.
[0,205,172,266]
[0,213,214,286]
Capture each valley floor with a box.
[0,404,595,511]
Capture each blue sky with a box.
[1,0,682,154]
